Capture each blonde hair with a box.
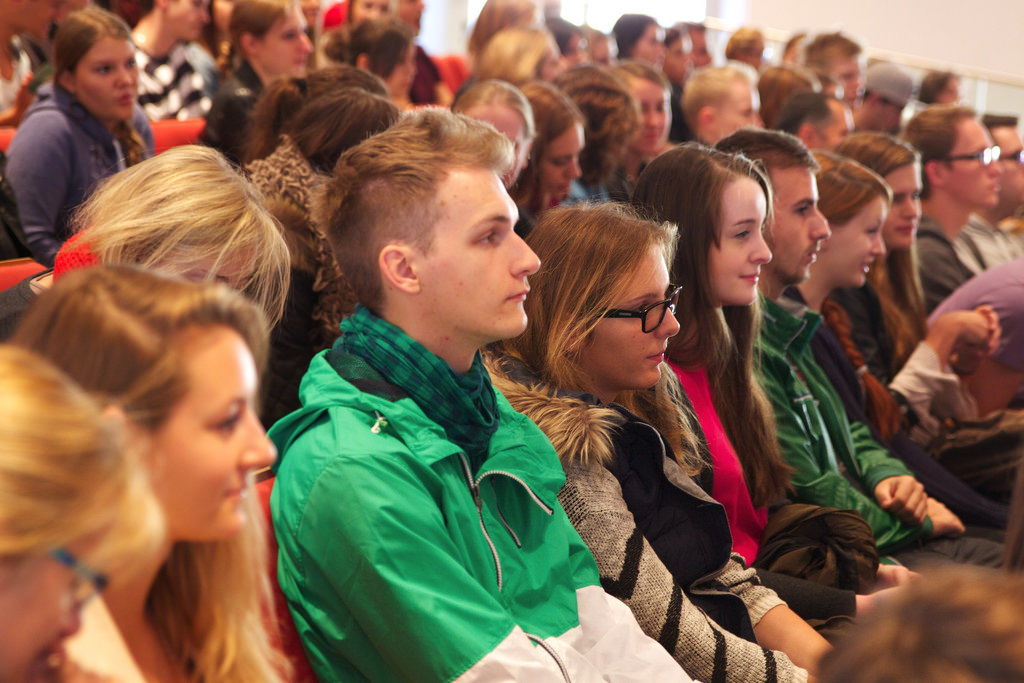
[835,132,927,373]
[54,7,147,167]
[494,203,703,474]
[467,0,540,58]
[0,345,160,570]
[319,109,513,311]
[475,27,556,87]
[724,27,765,64]
[452,78,536,142]
[682,64,755,132]
[634,143,791,506]
[12,266,288,683]
[70,145,289,326]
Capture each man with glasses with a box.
[904,105,1001,312]
[954,114,1024,274]
[852,62,915,134]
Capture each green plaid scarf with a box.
[338,306,499,467]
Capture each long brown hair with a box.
[54,7,147,167]
[510,81,583,213]
[634,143,791,507]
[12,266,288,683]
[494,203,703,474]
[835,132,926,374]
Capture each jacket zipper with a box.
[525,633,571,683]
[459,454,503,591]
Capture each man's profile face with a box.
[816,99,852,150]
[706,80,760,144]
[937,118,1000,210]
[990,126,1024,211]
[764,166,831,288]
[411,168,541,356]
[832,56,863,107]
[689,29,711,69]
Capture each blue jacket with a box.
[6,83,153,266]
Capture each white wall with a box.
[745,0,1024,85]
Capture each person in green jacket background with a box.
[269,109,696,682]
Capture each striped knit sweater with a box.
[491,361,808,683]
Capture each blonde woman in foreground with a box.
[13,266,289,683]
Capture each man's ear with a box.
[696,105,716,140]
[355,53,371,72]
[923,158,948,191]
[797,122,819,151]
[379,243,421,294]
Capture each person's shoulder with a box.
[0,272,41,341]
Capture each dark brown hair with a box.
[634,143,790,506]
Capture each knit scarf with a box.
[338,306,499,466]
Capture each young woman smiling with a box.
[7,7,152,267]
[489,202,829,683]
[633,144,914,627]
[13,266,289,683]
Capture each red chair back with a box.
[150,119,206,155]
[256,475,318,682]
[0,127,15,153]
[0,257,45,291]
[434,54,470,96]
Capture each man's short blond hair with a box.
[803,31,862,73]
[317,109,514,311]
[682,64,755,132]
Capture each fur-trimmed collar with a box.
[487,355,626,469]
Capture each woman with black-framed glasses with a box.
[488,202,827,683]
[0,345,159,683]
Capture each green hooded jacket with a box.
[757,295,933,554]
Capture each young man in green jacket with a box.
[716,128,1002,568]
[269,109,694,682]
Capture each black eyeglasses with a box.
[1000,149,1024,165]
[50,547,109,607]
[943,146,1000,166]
[602,285,682,333]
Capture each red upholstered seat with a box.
[255,475,318,682]
[434,54,470,95]
[0,257,45,290]
[150,118,206,155]
[0,127,15,153]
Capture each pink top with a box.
[671,362,767,565]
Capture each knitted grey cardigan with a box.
[491,365,808,683]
